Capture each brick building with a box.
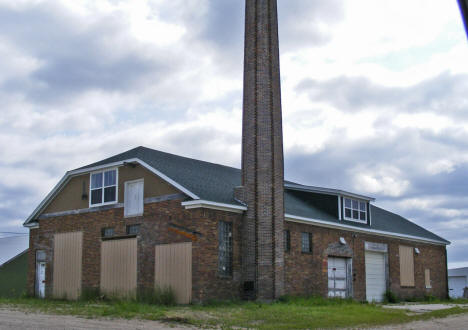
[24,0,449,303]
[24,146,449,303]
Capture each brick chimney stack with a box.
[239,0,285,300]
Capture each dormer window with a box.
[90,169,118,206]
[344,197,367,223]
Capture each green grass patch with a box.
[0,296,467,329]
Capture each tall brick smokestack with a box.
[240,0,285,300]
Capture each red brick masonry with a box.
[28,198,447,302]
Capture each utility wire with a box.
[0,234,29,239]
[0,232,28,235]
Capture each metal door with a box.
[328,257,347,298]
[36,262,46,298]
[365,251,386,302]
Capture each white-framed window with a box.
[90,168,118,206]
[344,197,367,223]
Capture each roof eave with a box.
[285,213,450,246]
[285,184,375,202]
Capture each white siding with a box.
[449,276,466,298]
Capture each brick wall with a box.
[283,221,448,300]
[241,0,285,301]
[28,198,243,302]
[28,199,447,302]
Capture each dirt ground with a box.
[1,307,467,329]
[369,313,468,330]
[0,308,194,330]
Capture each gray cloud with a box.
[0,3,179,103]
[296,72,468,115]
[278,0,344,51]
[0,0,466,269]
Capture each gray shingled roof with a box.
[78,146,449,244]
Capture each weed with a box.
[137,286,176,306]
[384,290,399,303]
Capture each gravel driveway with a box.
[0,308,195,330]
[369,313,468,330]
[1,307,467,329]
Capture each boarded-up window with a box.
[425,269,431,288]
[100,238,137,297]
[155,242,192,304]
[124,179,144,217]
[53,232,83,300]
[399,245,415,287]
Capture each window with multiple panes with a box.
[101,227,114,238]
[90,169,117,206]
[344,197,367,222]
[284,230,290,252]
[301,232,312,253]
[126,224,140,235]
[218,221,233,276]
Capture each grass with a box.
[0,295,467,329]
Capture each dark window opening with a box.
[301,232,312,253]
[101,227,114,238]
[244,281,255,292]
[126,224,141,235]
[284,230,290,252]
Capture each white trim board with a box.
[285,183,375,202]
[285,214,449,246]
[181,200,247,214]
[23,158,199,226]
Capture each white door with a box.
[124,180,144,217]
[449,276,466,298]
[36,262,46,298]
[365,251,386,302]
[328,257,347,298]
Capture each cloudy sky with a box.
[0,0,467,268]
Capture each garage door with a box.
[449,276,466,298]
[101,238,137,298]
[155,242,192,304]
[365,251,386,302]
[328,257,348,298]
